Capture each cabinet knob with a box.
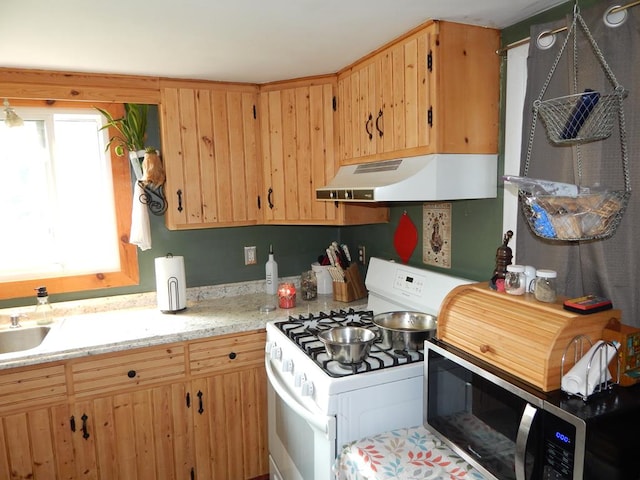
[229,352,237,360]
[479,344,490,354]
[127,370,137,378]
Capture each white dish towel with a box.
[130,182,152,250]
[561,340,618,397]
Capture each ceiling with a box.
[0,0,566,84]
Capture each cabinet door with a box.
[161,83,261,230]
[191,365,268,480]
[338,51,394,162]
[63,383,194,480]
[260,80,339,224]
[189,330,268,479]
[0,405,73,479]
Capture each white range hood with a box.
[316,154,497,202]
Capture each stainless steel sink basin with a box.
[0,326,51,354]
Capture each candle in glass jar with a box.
[278,283,296,309]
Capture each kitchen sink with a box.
[0,326,51,354]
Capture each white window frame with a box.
[0,101,138,300]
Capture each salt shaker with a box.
[504,265,526,295]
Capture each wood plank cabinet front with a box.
[160,80,261,230]
[0,331,268,480]
[259,78,388,226]
[337,20,499,165]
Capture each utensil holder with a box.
[333,264,367,302]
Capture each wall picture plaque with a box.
[423,202,451,268]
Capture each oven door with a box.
[265,356,337,480]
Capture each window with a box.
[0,101,138,300]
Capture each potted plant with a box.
[96,103,150,180]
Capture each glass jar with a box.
[504,265,526,295]
[300,270,318,300]
[278,283,297,308]
[533,269,557,303]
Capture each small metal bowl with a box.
[317,326,376,365]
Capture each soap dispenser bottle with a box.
[34,286,54,325]
[265,245,278,295]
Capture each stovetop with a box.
[274,308,423,377]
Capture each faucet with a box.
[9,314,22,328]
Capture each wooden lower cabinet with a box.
[191,365,268,480]
[0,330,268,480]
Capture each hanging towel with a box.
[130,182,152,250]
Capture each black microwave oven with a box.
[424,339,640,480]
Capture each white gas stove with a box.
[265,257,472,480]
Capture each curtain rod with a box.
[497,0,640,55]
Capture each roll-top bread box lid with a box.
[436,283,621,391]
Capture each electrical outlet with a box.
[244,246,257,265]
[357,245,366,265]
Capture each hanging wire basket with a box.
[520,189,630,241]
[518,6,631,242]
[536,86,627,145]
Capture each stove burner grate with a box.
[275,308,424,377]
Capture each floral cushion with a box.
[333,425,487,480]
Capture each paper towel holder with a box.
[561,334,620,401]
[155,253,187,314]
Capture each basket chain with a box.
[523,5,629,192]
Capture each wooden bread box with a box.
[437,283,621,391]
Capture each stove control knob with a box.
[282,358,294,374]
[301,380,315,397]
[294,372,306,387]
[270,345,282,361]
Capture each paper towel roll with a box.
[155,255,187,313]
[561,340,617,397]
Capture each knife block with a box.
[333,264,367,302]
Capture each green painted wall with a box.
[2,0,589,309]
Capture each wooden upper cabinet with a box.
[259,78,338,224]
[259,77,388,226]
[338,20,499,165]
[159,81,261,230]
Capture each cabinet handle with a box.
[70,415,76,432]
[197,390,204,415]
[191,467,195,480]
[229,352,237,360]
[479,344,491,354]
[267,188,274,209]
[257,195,261,210]
[186,392,191,408]
[81,414,90,440]
[365,113,373,140]
[375,109,384,137]
[127,370,136,378]
[177,189,183,212]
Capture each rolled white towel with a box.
[561,340,618,397]
[130,182,152,251]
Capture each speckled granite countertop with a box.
[0,277,367,370]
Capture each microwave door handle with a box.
[515,403,538,480]
[265,355,335,439]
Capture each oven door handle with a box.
[515,403,538,480]
[265,356,336,440]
